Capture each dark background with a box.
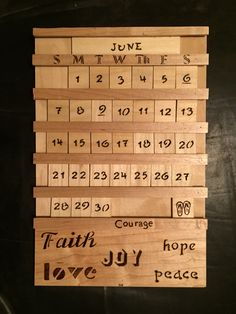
[0,0,236,313]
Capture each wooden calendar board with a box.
[33,26,209,287]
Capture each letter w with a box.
[113,55,126,64]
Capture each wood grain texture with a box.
[33,88,209,100]
[34,217,207,287]
[33,26,209,37]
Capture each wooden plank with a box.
[33,26,209,37]
[32,54,209,66]
[35,38,72,54]
[34,186,208,198]
[33,153,208,165]
[35,67,68,88]
[33,88,209,100]
[33,121,208,133]
[34,217,207,287]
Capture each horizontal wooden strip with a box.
[33,27,209,37]
[32,54,209,66]
[33,153,208,165]
[33,88,209,100]
[34,187,208,198]
[33,122,208,133]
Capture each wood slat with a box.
[33,88,209,100]
[32,54,209,66]
[33,153,208,165]
[33,27,209,37]
[33,121,208,133]
[34,186,208,198]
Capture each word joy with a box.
[102,249,142,267]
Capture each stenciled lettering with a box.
[115,219,153,230]
[154,269,198,283]
[163,239,196,256]
[111,42,142,52]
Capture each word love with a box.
[102,249,142,267]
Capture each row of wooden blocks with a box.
[36,99,205,122]
[36,132,205,154]
[36,196,205,218]
[36,164,205,187]
[35,66,199,89]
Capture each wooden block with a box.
[36,133,46,153]
[90,67,109,88]
[110,164,130,186]
[196,134,206,153]
[112,133,133,154]
[69,132,90,153]
[172,165,192,187]
[91,198,112,217]
[132,66,153,89]
[69,164,90,186]
[134,133,154,154]
[153,66,176,88]
[112,198,171,217]
[176,66,198,88]
[155,133,175,153]
[113,100,133,121]
[155,100,176,122]
[197,100,206,122]
[133,100,154,122]
[51,198,71,217]
[177,100,197,122]
[90,164,110,186]
[194,198,205,218]
[35,67,68,88]
[36,164,48,186]
[35,38,71,54]
[68,66,89,88]
[34,217,207,287]
[48,100,69,121]
[72,37,180,54]
[48,164,69,186]
[110,67,131,89]
[172,198,194,218]
[70,100,92,121]
[175,133,196,154]
[35,198,51,217]
[91,133,112,153]
[71,198,92,217]
[47,132,68,153]
[180,36,207,54]
[151,164,171,186]
[35,100,47,121]
[92,100,112,122]
[130,164,151,186]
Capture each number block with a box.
[51,198,71,217]
[48,100,69,121]
[133,100,154,122]
[113,100,133,121]
[134,133,154,153]
[69,164,89,186]
[172,198,194,218]
[155,133,175,153]
[91,133,112,153]
[153,66,176,88]
[113,133,133,153]
[47,133,68,153]
[91,198,111,217]
[110,164,130,186]
[70,100,92,121]
[35,67,68,88]
[68,66,89,88]
[92,100,112,122]
[69,132,90,153]
[151,164,171,186]
[90,164,110,186]
[176,66,198,88]
[48,164,69,186]
[90,66,109,88]
[155,100,176,122]
[176,133,196,154]
[130,164,151,186]
[177,100,197,122]
[172,165,192,186]
[110,66,131,88]
[132,66,153,89]
[71,198,91,217]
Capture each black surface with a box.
[0,1,236,313]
